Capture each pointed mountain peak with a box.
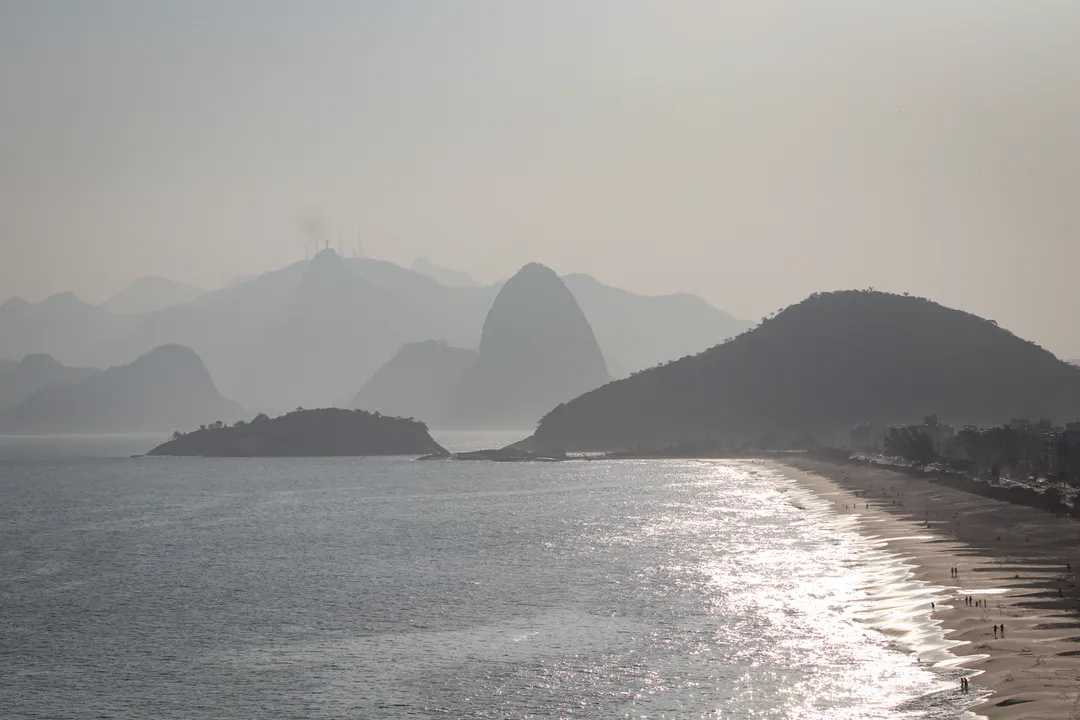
[448,262,609,429]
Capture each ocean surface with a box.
[0,432,979,719]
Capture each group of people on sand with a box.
[993,623,1005,638]
[959,676,970,693]
[964,595,986,607]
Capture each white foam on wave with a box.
[758,463,991,719]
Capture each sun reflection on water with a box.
[579,460,974,719]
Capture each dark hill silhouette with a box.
[562,273,752,376]
[101,277,204,314]
[0,344,243,434]
[351,340,476,427]
[409,256,479,287]
[524,290,1080,451]
[0,354,99,410]
[448,263,609,429]
[147,407,446,457]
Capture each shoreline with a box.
[777,457,1080,720]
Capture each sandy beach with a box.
[780,457,1080,719]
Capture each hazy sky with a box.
[2,1,1078,355]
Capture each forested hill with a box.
[527,291,1080,451]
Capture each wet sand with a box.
[778,457,1080,720]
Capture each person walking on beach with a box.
[1000,623,1005,638]
[993,625,998,639]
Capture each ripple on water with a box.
[0,451,981,718]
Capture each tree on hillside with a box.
[885,427,937,467]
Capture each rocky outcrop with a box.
[447,263,609,429]
[147,407,446,457]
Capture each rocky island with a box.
[147,408,447,457]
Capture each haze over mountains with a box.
[450,264,609,429]
[409,257,479,288]
[354,264,613,430]
[525,291,1080,452]
[0,345,243,434]
[100,277,204,315]
[0,254,749,415]
[351,341,476,427]
[0,354,99,410]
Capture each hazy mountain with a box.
[0,354,100,410]
[100,277,204,314]
[250,249,448,411]
[448,263,609,430]
[562,273,752,376]
[0,345,243,434]
[1069,358,1080,366]
[0,255,746,414]
[351,340,476,426]
[0,293,133,368]
[525,290,1080,451]
[410,256,479,287]
[222,274,254,289]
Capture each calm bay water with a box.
[0,434,975,719]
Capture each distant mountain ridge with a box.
[409,256,479,287]
[0,345,243,434]
[561,273,751,376]
[0,354,100,410]
[0,257,746,413]
[101,277,204,314]
[0,293,131,367]
[355,263,613,429]
[524,290,1080,451]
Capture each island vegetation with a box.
[148,407,447,457]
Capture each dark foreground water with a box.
[0,435,978,719]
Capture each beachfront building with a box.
[1064,422,1080,449]
[850,422,886,453]
[922,414,955,453]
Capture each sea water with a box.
[0,434,979,719]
